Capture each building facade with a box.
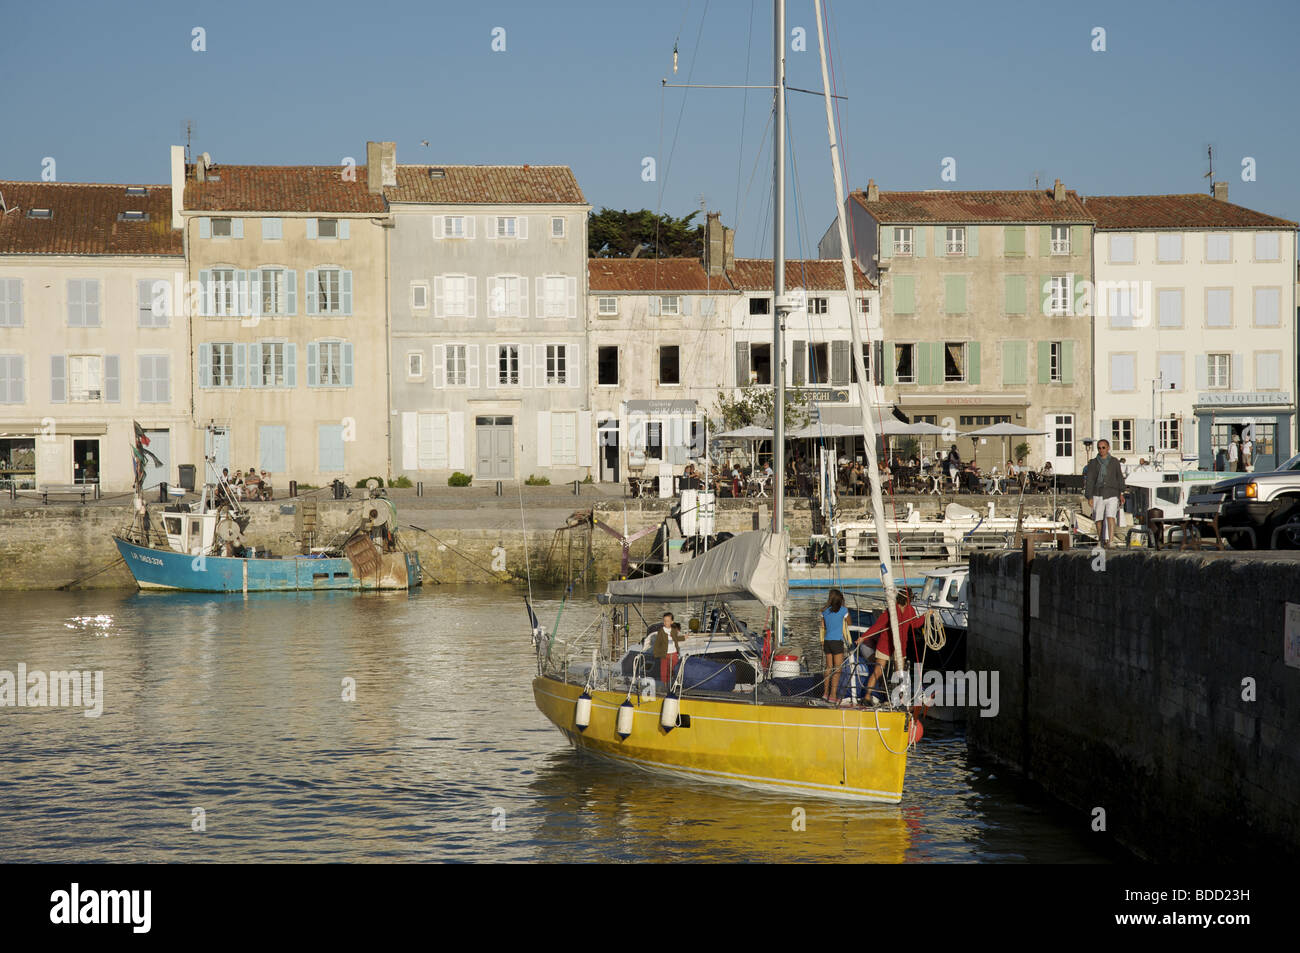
[180,148,391,487]
[824,181,1095,473]
[384,148,591,484]
[0,180,190,492]
[1087,186,1298,471]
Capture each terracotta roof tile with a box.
[0,181,182,256]
[1084,193,1296,229]
[726,258,874,291]
[184,165,387,213]
[386,165,585,205]
[853,188,1092,224]
[588,258,734,292]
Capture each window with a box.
[749,297,770,315]
[551,412,577,466]
[1110,353,1136,392]
[0,278,21,326]
[1254,232,1280,261]
[488,276,524,317]
[1111,419,1134,453]
[851,343,872,384]
[1206,233,1231,262]
[446,344,467,386]
[1157,353,1184,391]
[1109,234,1134,263]
[1051,414,1075,460]
[68,279,101,327]
[1158,418,1182,451]
[597,346,619,386]
[317,341,347,386]
[118,210,148,223]
[809,297,828,315]
[895,343,916,384]
[1207,353,1230,389]
[258,268,290,317]
[262,218,283,240]
[945,226,966,255]
[318,424,345,472]
[137,279,168,327]
[1157,289,1182,328]
[1255,352,1282,390]
[551,217,565,238]
[418,414,448,469]
[943,342,966,383]
[858,297,871,315]
[959,415,1011,426]
[316,218,339,239]
[258,342,290,387]
[440,216,467,239]
[1049,276,1069,315]
[658,295,680,316]
[597,297,618,316]
[407,352,423,379]
[1051,225,1070,255]
[497,344,520,385]
[315,268,347,315]
[750,342,771,384]
[69,355,103,402]
[1254,288,1280,327]
[211,217,233,238]
[894,227,913,256]
[411,283,428,310]
[1107,283,1134,327]
[543,277,568,317]
[0,354,24,403]
[27,208,52,219]
[544,344,568,385]
[209,268,236,317]
[1206,288,1232,327]
[807,342,829,385]
[659,345,680,385]
[1049,341,1063,383]
[494,216,520,239]
[210,343,237,387]
[1157,233,1182,262]
[439,274,472,317]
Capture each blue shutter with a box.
[285,343,297,387]
[235,270,248,317]
[198,217,211,239]
[234,343,246,387]
[307,342,319,387]
[318,424,344,472]
[341,270,353,315]
[50,355,66,403]
[680,296,692,316]
[306,270,318,314]
[231,218,244,239]
[306,218,318,240]
[248,343,262,387]
[198,343,212,388]
[342,342,354,386]
[339,219,350,240]
[198,270,211,317]
[286,269,297,315]
[104,355,120,402]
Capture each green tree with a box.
[588,208,703,258]
[711,386,810,435]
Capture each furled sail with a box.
[601,530,788,607]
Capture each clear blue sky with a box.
[4,0,1297,256]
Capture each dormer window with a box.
[316,218,338,239]
[118,210,149,222]
[211,217,233,238]
[26,208,52,219]
[125,186,148,197]
[429,168,447,179]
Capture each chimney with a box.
[1053,178,1065,202]
[1212,181,1228,202]
[723,225,734,271]
[705,211,724,276]
[170,144,185,229]
[865,179,879,202]
[367,141,397,193]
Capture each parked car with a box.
[1185,453,1300,548]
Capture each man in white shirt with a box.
[1228,435,1241,472]
[1242,435,1254,472]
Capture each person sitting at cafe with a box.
[258,469,273,500]
[847,462,863,495]
[244,467,262,498]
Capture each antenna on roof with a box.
[182,119,195,164]
[1203,144,1215,185]
[1031,170,1042,190]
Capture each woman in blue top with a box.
[820,588,849,702]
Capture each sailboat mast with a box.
[812,0,905,678]
[771,0,787,646]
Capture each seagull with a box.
[421,140,429,148]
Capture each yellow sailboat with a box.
[531,0,917,802]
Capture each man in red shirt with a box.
[861,591,923,702]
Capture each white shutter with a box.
[433,277,445,318]
[567,344,579,387]
[466,276,476,318]
[566,276,577,318]
[432,345,445,387]
[339,219,349,240]
[534,344,547,386]
[1232,352,1245,390]
[577,411,593,467]
[519,345,532,387]
[401,412,418,470]
[417,414,437,469]
[467,345,480,388]
[448,412,465,469]
[488,344,500,386]
[518,277,528,318]
[433,216,444,239]
[465,216,476,239]
[536,411,552,467]
[536,279,544,318]
[517,216,527,240]
[486,277,499,318]
[1195,354,1208,390]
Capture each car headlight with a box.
[1234,482,1258,500]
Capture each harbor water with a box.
[0,586,1114,862]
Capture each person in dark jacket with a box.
[1083,438,1126,547]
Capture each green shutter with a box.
[1005,225,1025,257]
[1005,274,1026,314]
[1071,224,1088,258]
[967,341,981,385]
[914,226,927,257]
[1002,340,1027,386]
[945,275,966,314]
[915,342,929,385]
[967,225,979,257]
[922,343,941,385]
[1039,225,1051,257]
[935,225,947,256]
[879,226,892,259]
[1061,340,1074,384]
[882,342,894,385]
[893,275,914,314]
[1037,341,1051,384]
[1038,275,1051,317]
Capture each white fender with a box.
[659,691,680,731]
[616,699,635,739]
[574,691,592,731]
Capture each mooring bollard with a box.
[288,479,298,498]
[417,481,424,497]
[158,482,169,503]
[495,480,503,497]
[573,479,580,496]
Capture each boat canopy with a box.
[601,530,789,607]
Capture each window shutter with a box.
[934,225,946,254]
[467,346,480,388]
[198,217,211,239]
[792,340,806,386]
[234,343,246,387]
[305,270,318,315]
[1195,354,1208,390]
[577,411,593,467]
[1099,419,1113,448]
[967,225,979,256]
[831,339,850,385]
[1231,352,1245,390]
[1072,225,1087,256]
[1136,419,1154,455]
[342,342,354,386]
[465,216,476,239]
[339,219,350,240]
[50,355,66,402]
[917,342,934,386]
[648,296,660,316]
[517,216,528,240]
[881,342,894,385]
[536,280,546,318]
[262,218,281,240]
[1061,341,1074,385]
[198,344,211,388]
[1005,275,1026,314]
[137,355,151,403]
[285,343,297,387]
[197,270,211,317]
[701,297,715,316]
[444,412,464,469]
[306,218,318,240]
[914,226,927,257]
[567,345,579,388]
[341,271,353,315]
[248,343,263,387]
[1004,226,1025,257]
[1037,341,1051,384]
[879,227,892,259]
[465,276,476,318]
[945,275,966,313]
[233,270,248,317]
[518,277,529,318]
[519,346,532,388]
[680,295,692,316]
[486,277,499,317]
[1039,225,1051,257]
[307,342,319,387]
[401,412,418,470]
[488,345,500,386]
[893,275,914,314]
[967,341,981,385]
[283,269,297,315]
[567,277,578,318]
[434,216,446,239]
[735,342,750,386]
[231,218,244,239]
[536,412,552,467]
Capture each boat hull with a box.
[113,536,421,592]
[533,675,909,802]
